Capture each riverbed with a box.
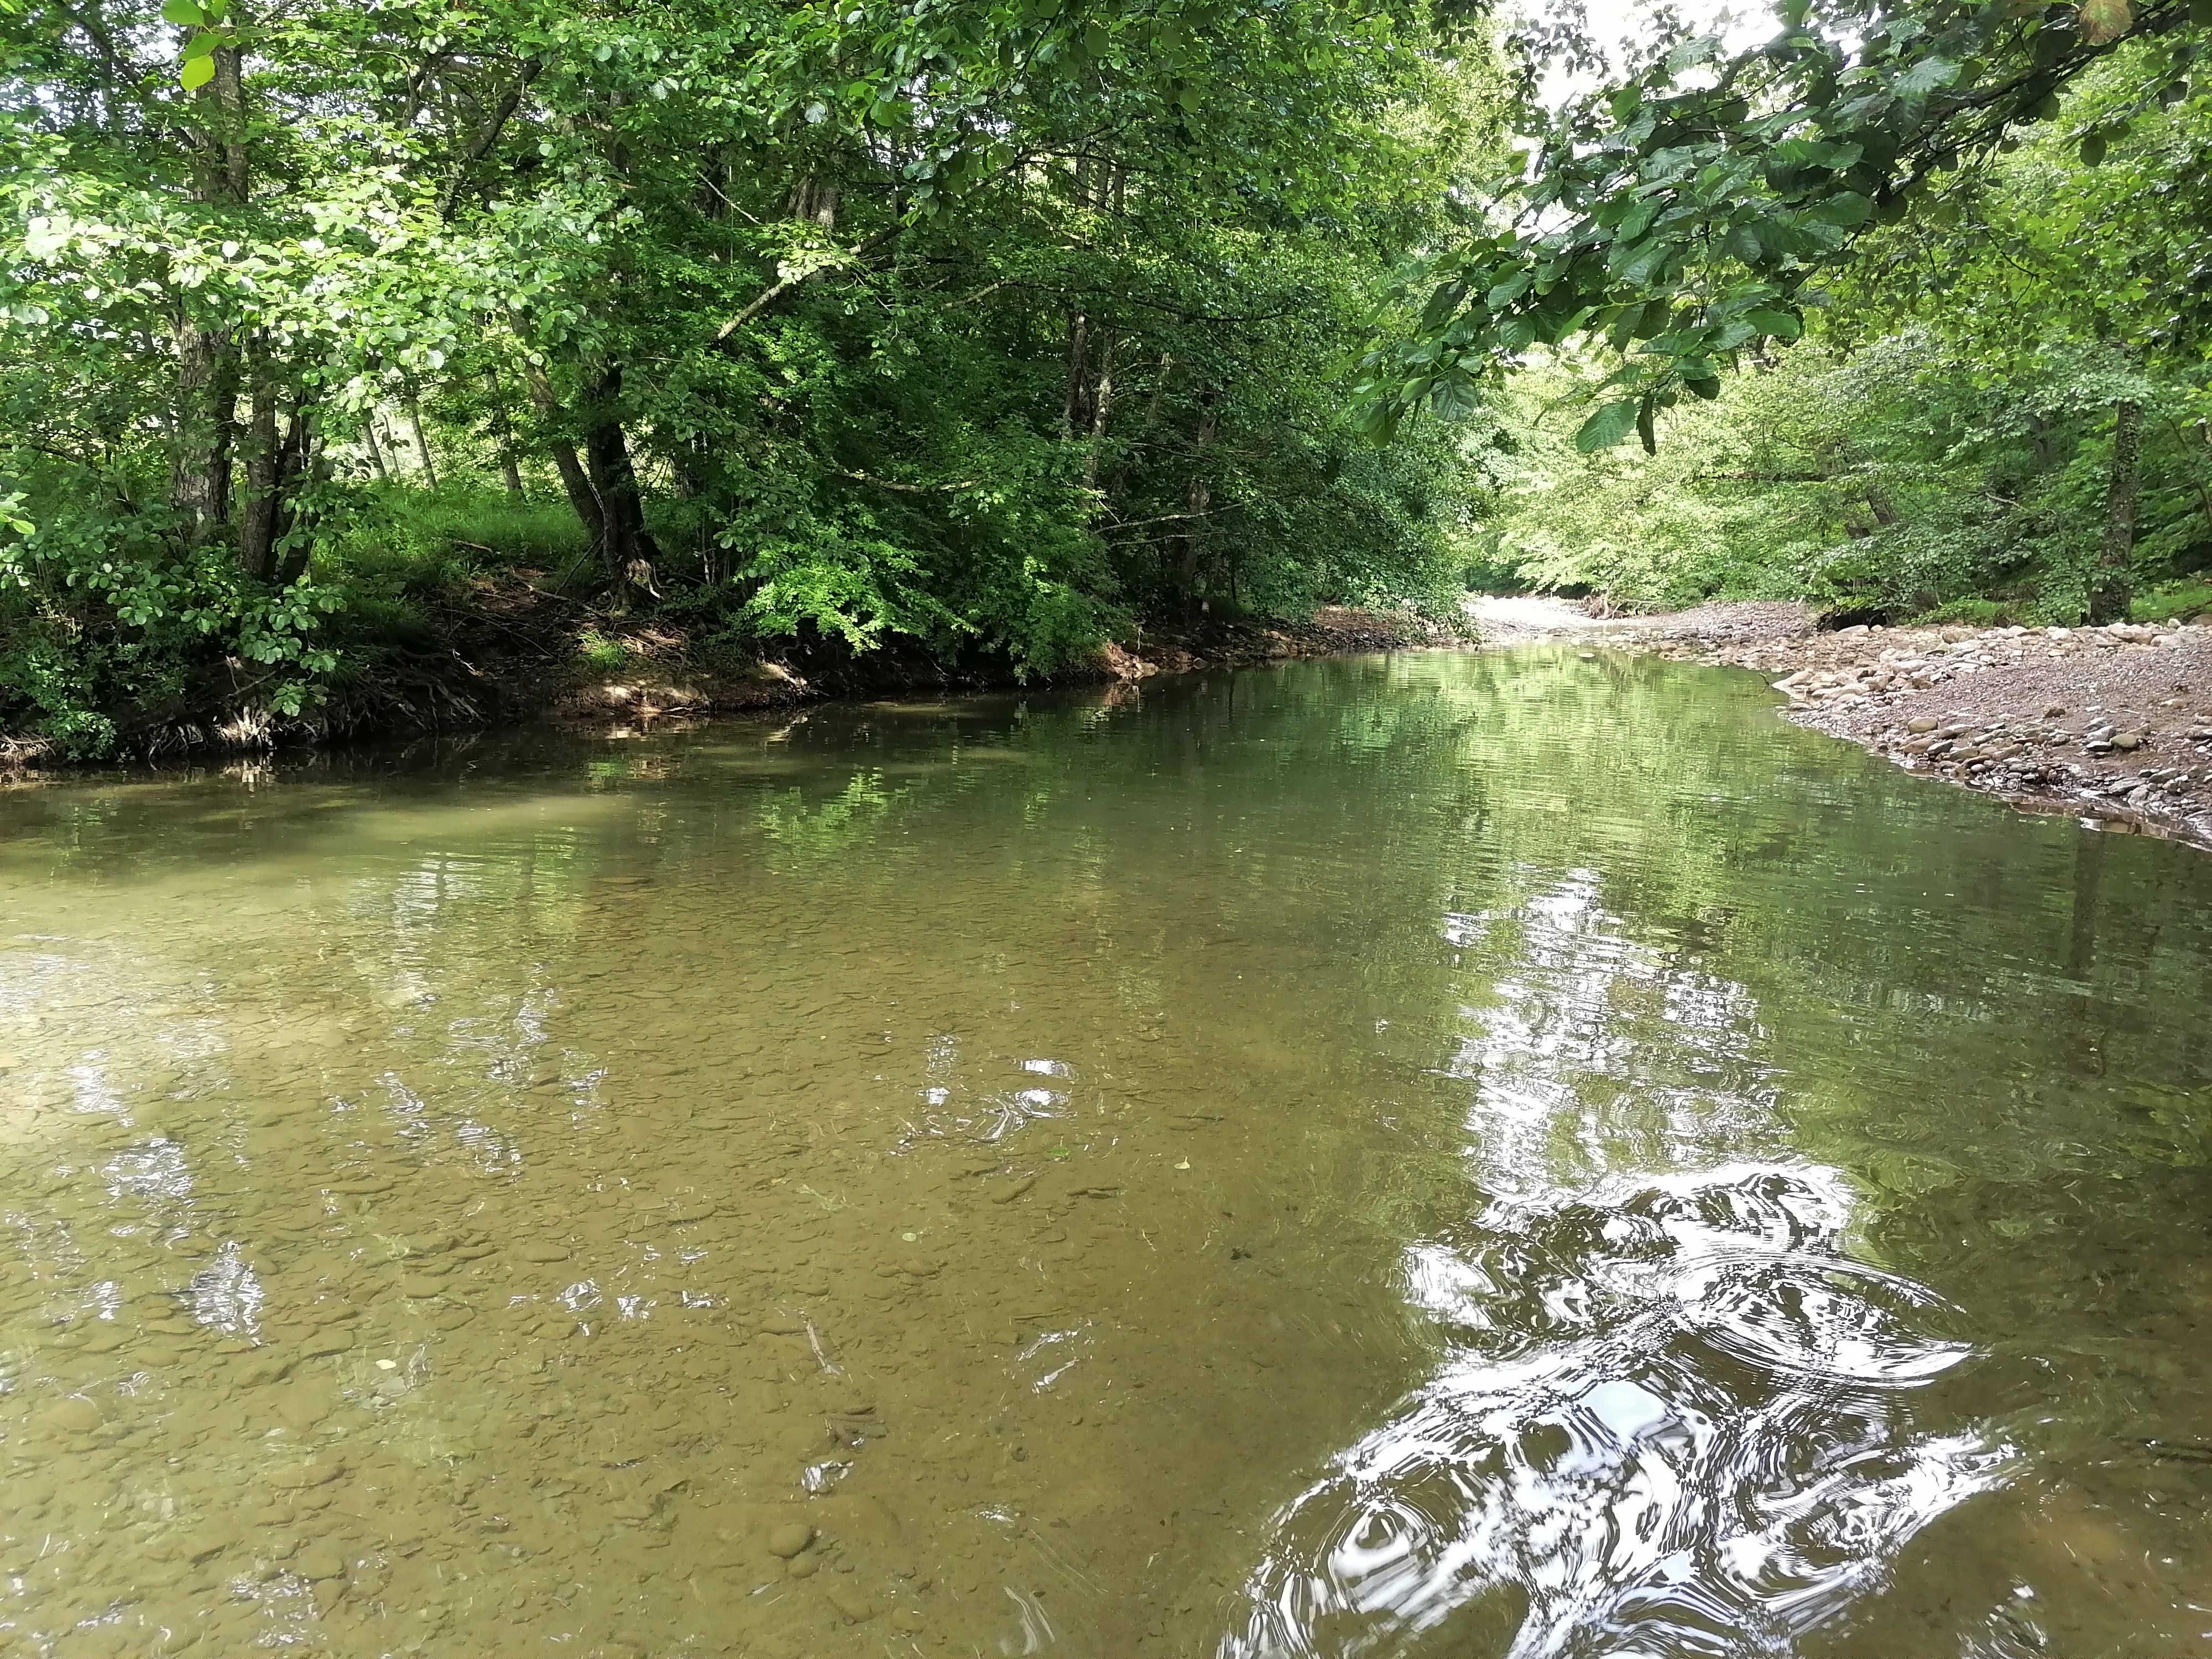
[4,649,2210,1657]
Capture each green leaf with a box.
[1484,271,1531,310]
[1744,308,1802,340]
[2079,131,2107,166]
[161,0,207,24]
[1616,240,1671,286]
[1637,398,1657,454]
[1575,399,1640,452]
[1420,281,1467,333]
[1807,191,1872,226]
[1891,56,1959,101]
[1430,372,1482,421]
[180,52,215,89]
[1684,374,1723,399]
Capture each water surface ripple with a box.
[2,649,2209,1658]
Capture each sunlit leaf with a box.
[1575,399,1640,452]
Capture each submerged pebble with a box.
[765,1521,815,1558]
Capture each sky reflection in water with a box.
[1223,878,2011,1658]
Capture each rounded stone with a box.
[47,1396,104,1434]
[765,1522,814,1559]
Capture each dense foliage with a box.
[1421,2,2211,622]
[2,0,1500,753]
[10,0,2212,757]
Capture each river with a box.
[3,647,2210,1658]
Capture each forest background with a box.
[4,0,2209,755]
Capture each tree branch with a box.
[714,223,905,343]
[438,59,541,222]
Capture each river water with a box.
[3,648,2211,1659]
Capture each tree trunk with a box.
[1062,310,1090,436]
[520,361,605,548]
[271,403,319,585]
[1083,333,1117,488]
[2088,398,2142,625]
[171,39,251,541]
[238,347,282,578]
[484,369,524,496]
[523,362,601,540]
[582,363,660,602]
[790,172,839,228]
[274,411,321,585]
[361,412,389,480]
[170,319,239,539]
[1178,394,1219,613]
[406,393,440,491]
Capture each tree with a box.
[2,0,1507,753]
[1360,0,2207,461]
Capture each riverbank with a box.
[1470,596,2212,850]
[0,589,1466,774]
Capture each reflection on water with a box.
[2,650,2211,1657]
[1229,1160,2008,1657]
[1228,880,2009,1657]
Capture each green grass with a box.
[322,484,594,596]
[2132,580,2212,624]
[1914,596,2020,628]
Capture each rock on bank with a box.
[1640,611,2212,851]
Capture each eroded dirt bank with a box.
[1470,596,2212,851]
[2,599,1464,774]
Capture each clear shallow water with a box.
[2,647,2210,1659]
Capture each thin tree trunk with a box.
[582,362,660,602]
[2088,398,2142,625]
[1178,394,1219,613]
[239,344,282,578]
[170,38,252,540]
[2190,420,2212,536]
[1062,310,1090,436]
[361,412,389,480]
[521,361,604,547]
[484,370,524,496]
[1083,333,1117,488]
[406,393,440,491]
[274,403,320,585]
[171,319,239,539]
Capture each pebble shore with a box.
[1476,597,2212,851]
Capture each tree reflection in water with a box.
[1220,879,2014,1658]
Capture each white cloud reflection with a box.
[1220,879,2011,1657]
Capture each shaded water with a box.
[3,648,2211,1659]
